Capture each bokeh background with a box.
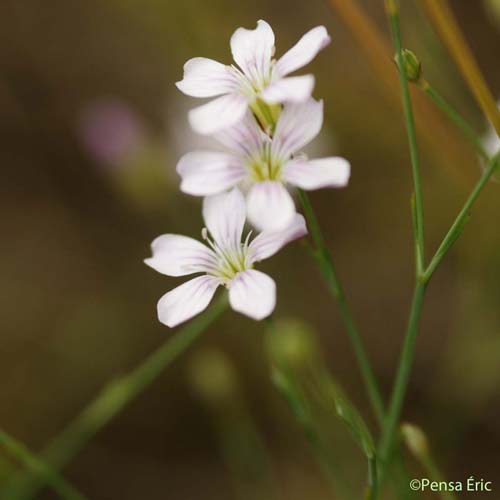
[1,0,500,498]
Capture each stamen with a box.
[201,227,253,280]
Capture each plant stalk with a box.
[377,281,426,471]
[5,295,228,499]
[297,190,385,427]
[377,1,427,491]
[423,154,499,282]
[0,430,87,500]
[420,0,500,137]
[387,0,425,275]
[418,80,489,160]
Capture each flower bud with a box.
[267,319,319,370]
[188,349,237,403]
[396,49,422,83]
[401,422,429,459]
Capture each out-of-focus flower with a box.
[177,98,350,231]
[401,423,429,460]
[78,99,146,167]
[266,318,320,370]
[484,0,500,30]
[481,100,500,182]
[482,102,500,158]
[144,188,307,327]
[78,98,178,210]
[188,348,238,403]
[176,20,331,134]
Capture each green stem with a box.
[420,454,457,500]
[5,295,228,499]
[0,430,87,500]
[376,2,428,491]
[419,81,489,160]
[388,2,425,275]
[420,0,500,137]
[423,154,499,283]
[367,456,378,500]
[297,190,385,427]
[377,282,426,473]
[266,318,353,499]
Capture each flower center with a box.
[246,142,283,182]
[203,230,253,283]
[232,59,276,100]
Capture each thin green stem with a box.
[423,154,500,282]
[297,190,385,427]
[5,295,228,499]
[367,456,378,500]
[0,430,87,500]
[377,282,426,474]
[388,1,425,275]
[266,318,353,499]
[420,454,457,500]
[375,2,428,491]
[420,0,500,137]
[419,81,489,160]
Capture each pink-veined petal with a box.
[177,151,246,196]
[230,20,275,82]
[261,75,315,104]
[144,234,216,277]
[229,270,276,320]
[284,157,351,190]
[272,99,323,160]
[176,57,239,98]
[188,93,248,135]
[203,188,247,250]
[246,181,296,232]
[157,276,220,328]
[276,26,331,76]
[214,112,265,157]
[248,214,307,263]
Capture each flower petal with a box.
[276,26,331,76]
[246,181,296,232]
[214,112,265,157]
[177,151,246,196]
[157,276,220,328]
[260,75,315,104]
[229,270,276,320]
[176,57,239,98]
[272,98,323,160]
[248,214,307,262]
[203,188,246,250]
[188,93,248,135]
[230,20,275,82]
[144,234,216,276]
[284,157,351,190]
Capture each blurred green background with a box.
[1,0,500,498]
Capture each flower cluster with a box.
[146,20,351,327]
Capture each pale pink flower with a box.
[144,188,307,327]
[176,20,331,134]
[78,99,145,168]
[177,99,350,231]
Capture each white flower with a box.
[177,98,350,231]
[144,188,307,327]
[483,102,500,158]
[176,20,331,135]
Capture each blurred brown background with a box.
[1,0,500,498]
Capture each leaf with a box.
[321,379,376,460]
